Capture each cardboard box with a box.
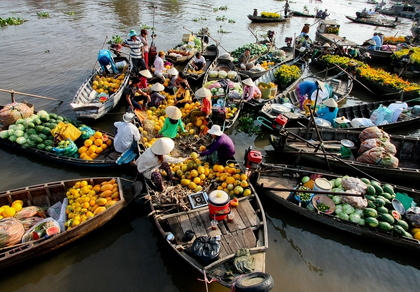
[182,34,194,42]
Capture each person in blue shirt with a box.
[316,98,338,124]
[296,80,318,109]
[97,49,118,74]
[367,32,382,50]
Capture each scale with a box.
[188,192,208,209]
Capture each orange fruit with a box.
[78,146,88,154]
[84,139,93,147]
[101,144,108,150]
[106,139,112,146]
[94,131,103,139]
[95,147,103,154]
[94,139,103,146]
[88,145,97,153]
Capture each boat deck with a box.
[167,198,262,259]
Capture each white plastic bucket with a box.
[116,61,127,69]
[313,178,332,192]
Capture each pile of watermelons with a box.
[0,110,83,157]
[307,176,413,239]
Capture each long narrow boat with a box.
[333,99,420,131]
[258,71,352,124]
[244,55,309,112]
[290,10,318,18]
[183,44,219,83]
[71,56,131,120]
[0,107,124,168]
[247,15,289,23]
[203,57,243,130]
[268,127,420,187]
[149,166,268,288]
[0,177,133,269]
[249,162,420,251]
[238,46,295,80]
[345,15,398,28]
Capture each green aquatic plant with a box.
[37,11,50,18]
[0,16,28,26]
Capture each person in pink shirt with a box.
[189,87,212,123]
[241,78,261,101]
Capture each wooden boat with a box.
[238,46,295,80]
[247,15,289,23]
[355,74,420,100]
[268,127,420,187]
[258,71,352,124]
[249,162,420,251]
[183,44,219,83]
[0,177,133,269]
[202,57,243,130]
[345,15,397,28]
[315,20,359,47]
[331,99,420,131]
[149,170,268,288]
[290,10,318,18]
[378,4,417,19]
[0,107,125,168]
[244,54,308,112]
[71,56,131,120]
[165,49,195,64]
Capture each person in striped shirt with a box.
[122,29,146,76]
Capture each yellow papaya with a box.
[96,198,107,206]
[105,201,117,208]
[100,190,112,198]
[100,184,113,192]
[94,206,106,215]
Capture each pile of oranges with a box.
[169,154,252,197]
[77,131,113,160]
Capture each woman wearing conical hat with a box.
[241,78,262,101]
[158,106,187,138]
[316,98,338,124]
[135,137,187,191]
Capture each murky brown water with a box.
[1,0,420,291]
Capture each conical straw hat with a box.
[165,106,182,120]
[151,137,175,155]
[151,83,165,92]
[195,87,212,98]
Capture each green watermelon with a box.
[365,217,379,227]
[379,213,395,224]
[363,208,378,218]
[395,219,409,231]
[378,221,393,231]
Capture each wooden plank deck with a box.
[167,199,259,259]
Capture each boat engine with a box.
[273,114,289,130]
[244,146,262,169]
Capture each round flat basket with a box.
[312,195,336,214]
[314,117,331,128]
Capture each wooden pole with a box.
[0,88,60,102]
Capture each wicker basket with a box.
[312,195,335,214]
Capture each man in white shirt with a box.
[192,52,206,71]
[113,113,141,153]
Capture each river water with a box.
[1,0,420,291]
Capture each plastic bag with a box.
[0,217,25,248]
[370,105,393,125]
[341,176,367,194]
[405,211,420,227]
[350,118,375,128]
[0,102,34,128]
[359,138,381,154]
[19,216,45,231]
[47,201,62,220]
[356,147,399,167]
[189,236,220,265]
[14,206,47,220]
[21,218,61,243]
[341,190,368,209]
[50,122,81,141]
[358,126,390,142]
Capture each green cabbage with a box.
[338,213,349,220]
[349,213,361,223]
[0,130,9,139]
[14,130,24,137]
[332,195,342,205]
[16,137,27,145]
[342,203,354,215]
[334,204,343,215]
[9,135,17,142]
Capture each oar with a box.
[332,64,378,97]
[248,27,259,42]
[91,35,108,73]
[0,88,61,103]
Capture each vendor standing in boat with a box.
[200,125,235,165]
[241,78,261,101]
[97,49,119,75]
[239,48,254,70]
[122,29,146,76]
[284,0,290,17]
[316,98,338,124]
[135,137,187,191]
[158,106,187,138]
[113,113,141,153]
[139,29,150,68]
